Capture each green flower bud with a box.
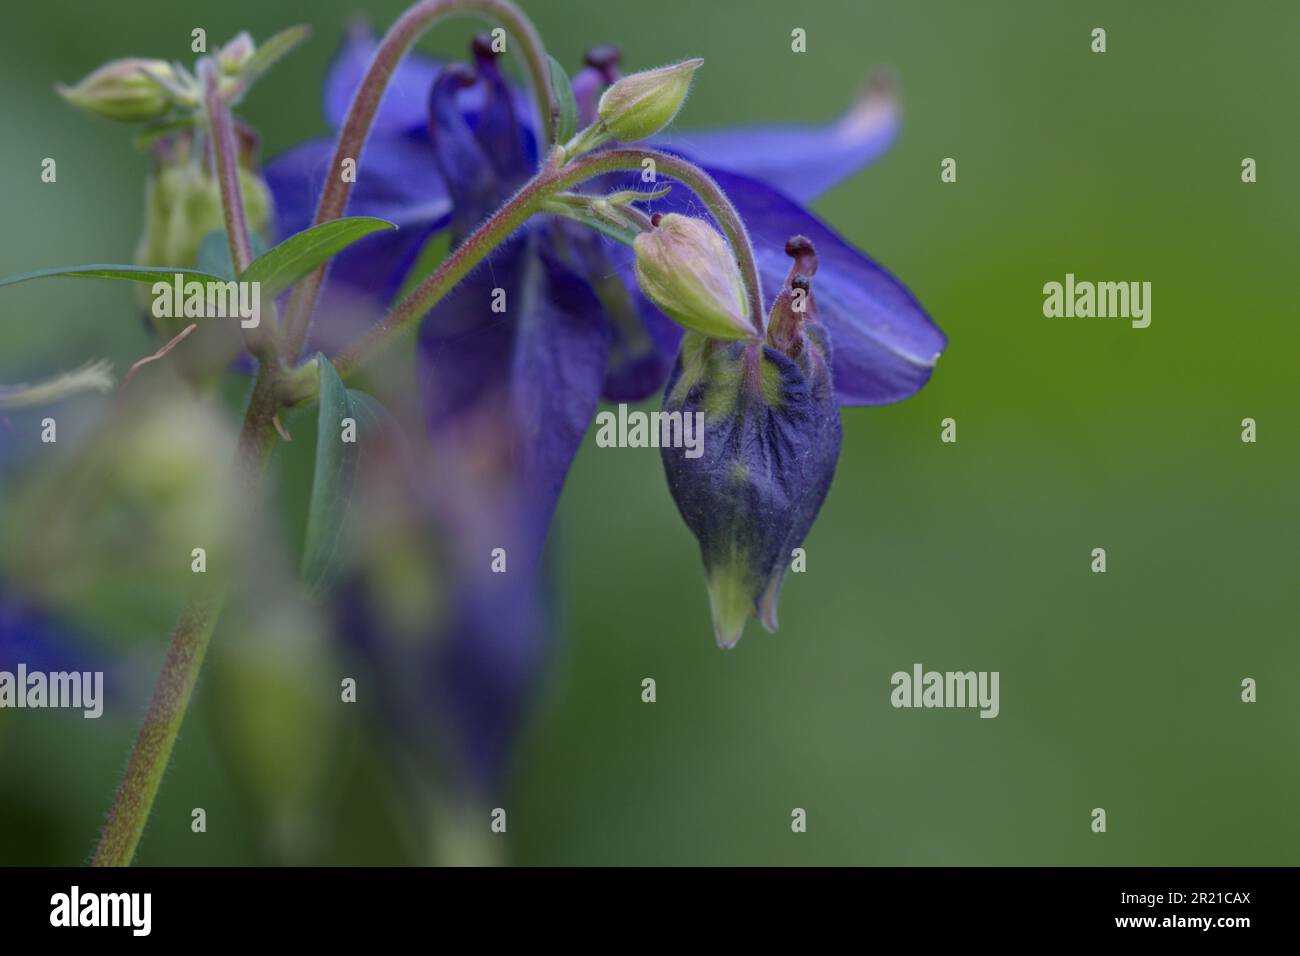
[218,32,256,75]
[134,133,272,346]
[633,213,753,341]
[56,58,177,123]
[597,58,702,142]
[135,137,271,275]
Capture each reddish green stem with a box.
[332,148,764,378]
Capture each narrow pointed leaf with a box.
[240,217,396,298]
[0,264,222,290]
[301,355,358,591]
[238,25,311,90]
[196,229,270,280]
[346,389,391,434]
[547,55,578,144]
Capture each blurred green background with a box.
[1,0,1296,865]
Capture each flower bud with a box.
[597,58,702,142]
[134,133,272,342]
[135,134,272,275]
[218,32,256,75]
[661,237,842,648]
[633,213,753,341]
[56,58,177,123]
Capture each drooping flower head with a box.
[659,235,841,647]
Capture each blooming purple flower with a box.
[264,22,946,784]
[265,23,945,404]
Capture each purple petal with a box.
[264,134,450,321]
[264,134,450,235]
[417,238,526,432]
[393,234,608,790]
[703,168,944,406]
[654,74,899,203]
[428,65,504,241]
[323,20,542,151]
[602,288,682,402]
[553,223,682,402]
[418,230,610,549]
[660,338,842,648]
[595,166,944,406]
[508,245,611,535]
[324,20,441,135]
[433,574,548,791]
[469,49,534,189]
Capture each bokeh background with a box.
[1,0,1296,865]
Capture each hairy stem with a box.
[332,147,764,377]
[201,59,275,363]
[93,63,288,864]
[92,368,280,866]
[201,62,253,275]
[281,0,555,360]
[332,172,554,378]
[91,597,221,867]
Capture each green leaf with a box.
[240,217,396,299]
[196,231,235,280]
[301,355,359,592]
[540,195,641,247]
[346,389,390,433]
[547,54,578,144]
[239,25,311,90]
[196,229,270,280]
[0,264,223,291]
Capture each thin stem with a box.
[601,150,764,331]
[91,597,221,866]
[93,367,281,867]
[200,61,254,275]
[281,0,555,360]
[201,59,277,364]
[93,69,289,861]
[119,323,198,392]
[332,147,765,377]
[332,172,552,378]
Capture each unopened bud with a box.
[632,213,753,341]
[56,58,176,123]
[597,58,702,142]
[218,32,256,75]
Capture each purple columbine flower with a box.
[265,22,945,405]
[265,23,946,786]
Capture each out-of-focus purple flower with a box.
[0,583,121,702]
[289,30,608,795]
